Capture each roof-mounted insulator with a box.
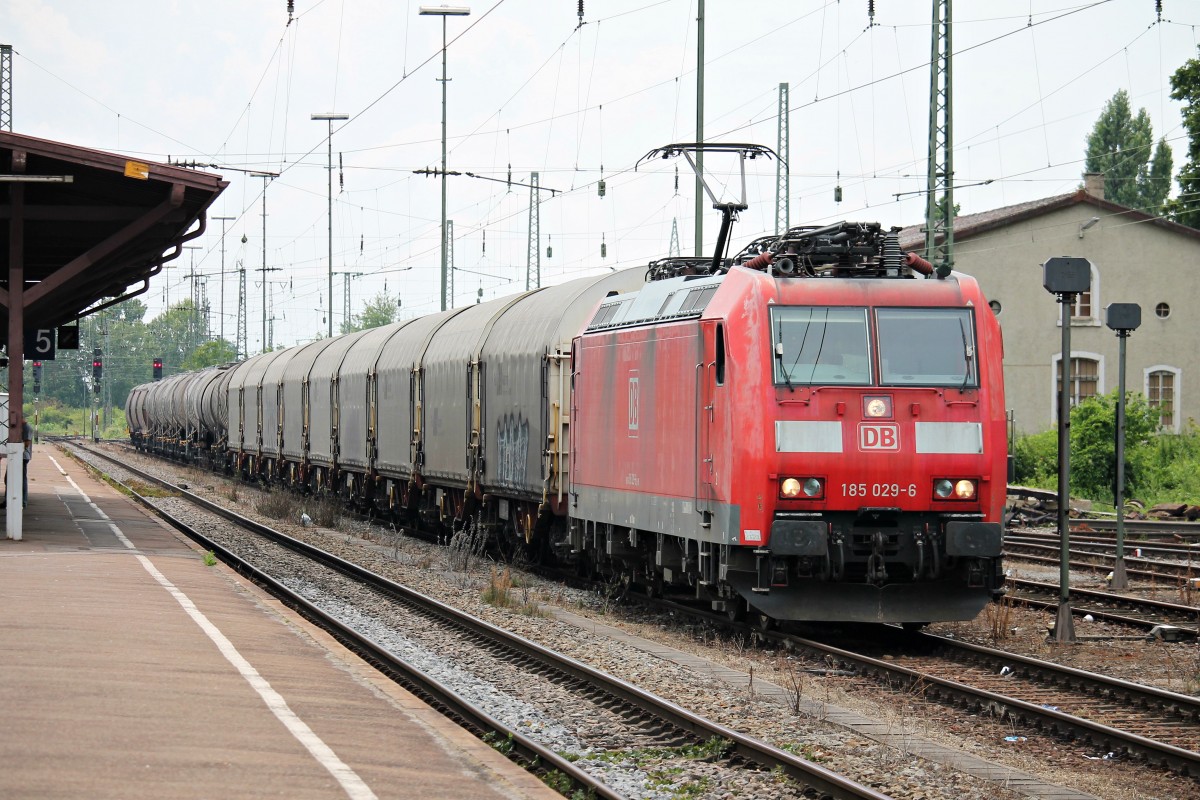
[881,229,904,275]
[905,252,933,276]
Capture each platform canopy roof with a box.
[0,131,227,349]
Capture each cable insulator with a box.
[743,252,772,271]
[904,252,933,276]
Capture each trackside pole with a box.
[1105,303,1141,591]
[1043,256,1093,644]
[5,446,21,540]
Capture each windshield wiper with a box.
[777,315,793,392]
[958,315,974,390]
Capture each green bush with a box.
[1012,429,1058,486]
[30,401,126,439]
[1068,390,1158,501]
[1014,390,1200,505]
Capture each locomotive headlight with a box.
[780,477,824,499]
[934,478,977,500]
[863,395,893,418]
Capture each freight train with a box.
[128,220,1006,625]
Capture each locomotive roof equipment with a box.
[637,142,778,277]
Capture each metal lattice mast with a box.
[446,219,455,307]
[924,0,954,278]
[526,172,540,291]
[333,271,364,331]
[669,217,680,258]
[236,258,247,359]
[0,45,12,131]
[776,82,790,235]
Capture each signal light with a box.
[32,361,42,394]
[92,349,103,392]
[153,358,163,381]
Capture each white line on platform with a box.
[47,454,378,800]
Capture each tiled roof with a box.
[897,189,1200,251]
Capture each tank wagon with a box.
[128,221,1006,625]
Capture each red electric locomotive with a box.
[570,220,1006,625]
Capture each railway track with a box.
[1070,518,1200,540]
[65,440,893,800]
[761,624,1200,776]
[1006,578,1200,636]
[1003,537,1200,583]
[1010,530,1200,562]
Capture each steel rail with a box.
[1003,540,1199,582]
[761,627,1200,775]
[1007,578,1199,636]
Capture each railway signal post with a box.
[1043,257,1093,643]
[1106,303,1141,591]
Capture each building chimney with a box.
[1083,172,1105,200]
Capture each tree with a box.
[342,291,401,333]
[183,339,238,371]
[1170,50,1200,228]
[1084,89,1172,214]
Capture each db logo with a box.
[858,422,900,451]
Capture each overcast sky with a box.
[3,0,1198,351]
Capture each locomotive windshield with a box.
[771,306,977,388]
[877,307,977,387]
[772,307,871,385]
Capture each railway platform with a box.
[0,445,560,800]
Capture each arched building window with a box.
[1145,366,1181,433]
[1051,352,1103,421]
[1059,263,1101,326]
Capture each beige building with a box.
[899,176,1200,435]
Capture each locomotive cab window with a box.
[877,308,977,387]
[771,307,870,385]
